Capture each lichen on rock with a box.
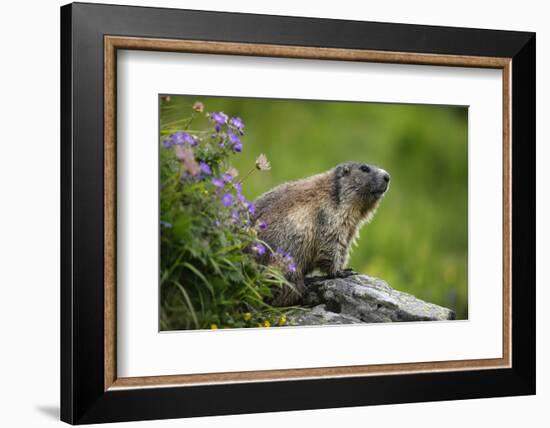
[287,274,456,326]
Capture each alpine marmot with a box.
[252,161,390,306]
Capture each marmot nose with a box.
[382,173,390,183]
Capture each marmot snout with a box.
[252,161,390,306]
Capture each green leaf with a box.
[182,262,214,296]
[173,281,199,329]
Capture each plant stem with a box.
[239,167,256,184]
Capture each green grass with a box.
[160,95,468,321]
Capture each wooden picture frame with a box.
[61,2,535,424]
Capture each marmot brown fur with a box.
[252,161,390,306]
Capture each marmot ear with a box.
[336,165,350,179]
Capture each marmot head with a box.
[332,161,390,209]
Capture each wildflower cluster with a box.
[163,131,198,148]
[240,312,291,329]
[207,111,245,153]
[159,100,296,331]
[162,107,277,256]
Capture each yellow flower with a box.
[243,312,252,321]
[278,316,287,326]
[263,320,271,328]
[210,324,218,330]
[257,323,263,328]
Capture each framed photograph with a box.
[60,2,535,424]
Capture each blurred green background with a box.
[161,95,468,319]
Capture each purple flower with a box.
[275,248,297,272]
[231,209,240,222]
[160,220,172,228]
[227,129,243,153]
[211,177,224,188]
[162,139,173,148]
[168,132,198,147]
[229,116,245,130]
[199,161,212,175]
[245,201,255,215]
[258,222,267,230]
[221,192,233,207]
[209,112,228,125]
[233,182,246,203]
[172,133,186,145]
[252,243,266,256]
[222,173,233,183]
[228,129,240,145]
[171,132,188,145]
[277,249,291,259]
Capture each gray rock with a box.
[287,304,362,325]
[287,274,455,326]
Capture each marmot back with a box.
[252,161,390,306]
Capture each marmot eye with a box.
[360,165,371,173]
